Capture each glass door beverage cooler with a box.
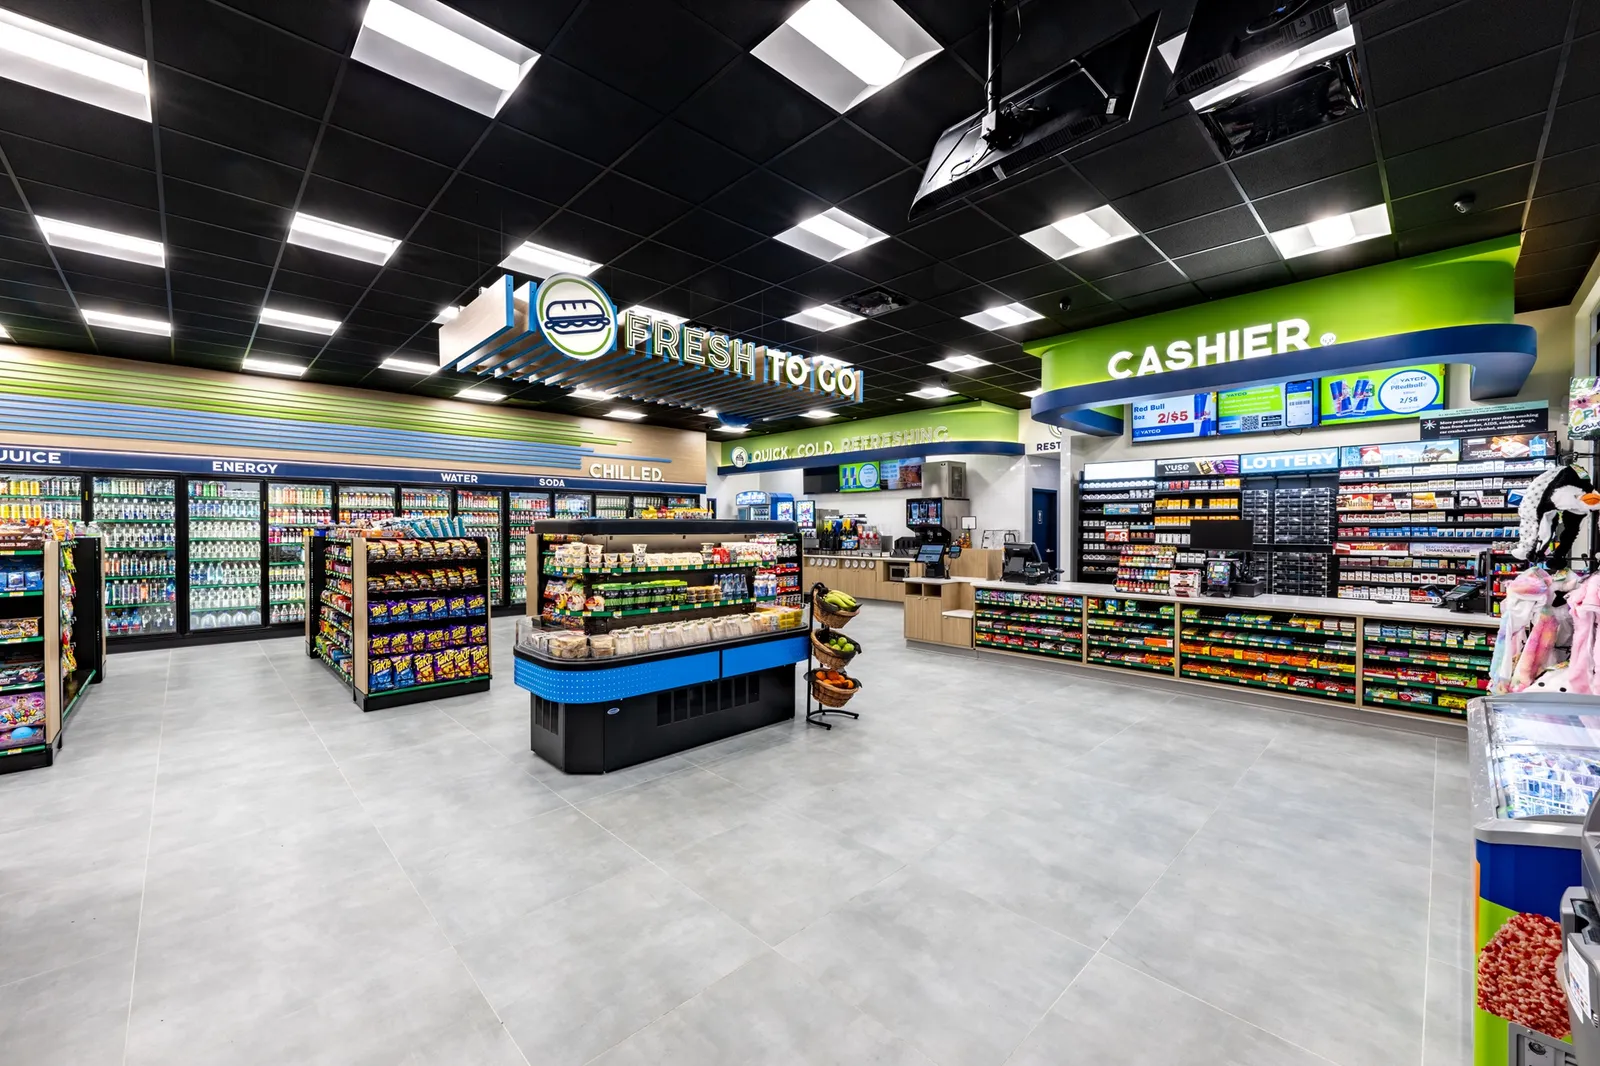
[92,475,176,637]
[0,471,81,522]
[400,487,450,518]
[554,492,592,518]
[595,492,630,519]
[187,479,262,631]
[266,482,331,625]
[508,492,551,605]
[666,494,701,509]
[455,489,504,606]
[338,485,396,523]
[630,494,665,516]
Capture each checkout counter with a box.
[802,547,1003,603]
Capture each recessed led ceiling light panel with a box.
[909,386,956,399]
[775,207,888,261]
[785,304,864,332]
[606,409,646,421]
[713,424,749,434]
[242,357,306,377]
[962,303,1045,331]
[0,8,152,120]
[499,240,600,278]
[621,305,687,325]
[929,354,990,372]
[353,0,539,116]
[380,356,437,374]
[1021,205,1138,260]
[1268,204,1390,259]
[800,409,839,419]
[0,323,10,341]
[433,306,462,325]
[571,387,614,401]
[81,308,170,337]
[752,0,940,113]
[287,212,400,265]
[1162,26,1358,111]
[259,307,340,335]
[457,386,504,402]
[36,215,164,267]
[1022,387,1044,398]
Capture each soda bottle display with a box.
[91,477,175,636]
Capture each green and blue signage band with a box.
[1026,237,1535,436]
[718,402,1021,473]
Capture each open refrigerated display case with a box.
[455,490,504,606]
[400,487,450,518]
[665,495,701,509]
[629,494,665,516]
[554,492,592,519]
[266,482,330,626]
[91,476,177,637]
[338,485,396,524]
[187,479,262,631]
[508,492,551,605]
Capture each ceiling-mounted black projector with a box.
[1164,0,1392,108]
[907,12,1158,220]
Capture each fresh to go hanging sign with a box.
[1107,318,1319,379]
[619,310,862,402]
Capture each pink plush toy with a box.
[1565,574,1600,694]
[1492,568,1556,694]
[1513,607,1561,691]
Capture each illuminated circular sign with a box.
[1378,369,1441,414]
[730,446,749,468]
[536,273,616,360]
[857,462,880,489]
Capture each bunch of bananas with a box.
[820,588,859,612]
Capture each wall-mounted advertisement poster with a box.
[1130,393,1216,442]
[1572,378,1600,440]
[1320,365,1445,425]
[1217,379,1317,435]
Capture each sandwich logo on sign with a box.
[537,274,616,360]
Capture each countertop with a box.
[803,552,899,562]
[964,578,1500,627]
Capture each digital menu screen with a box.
[1130,393,1217,442]
[880,458,924,490]
[1320,365,1445,425]
[838,461,881,492]
[1217,379,1317,435]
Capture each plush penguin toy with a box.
[1511,464,1600,568]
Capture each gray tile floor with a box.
[0,604,1472,1066]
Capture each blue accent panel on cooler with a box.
[722,634,809,676]
[513,650,721,703]
[1475,838,1582,920]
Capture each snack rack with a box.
[305,532,492,711]
[0,534,105,774]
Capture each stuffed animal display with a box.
[1494,567,1600,695]
[1511,464,1600,568]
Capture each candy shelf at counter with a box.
[507,492,552,606]
[1115,544,1174,595]
[1084,596,1174,675]
[1360,619,1494,717]
[972,587,1083,660]
[454,491,504,607]
[307,531,491,710]
[0,474,81,522]
[0,533,103,773]
[1178,605,1358,703]
[399,487,450,519]
[91,476,176,637]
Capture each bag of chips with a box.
[369,600,388,623]
[414,653,436,684]
[469,624,487,645]
[449,624,468,646]
[393,655,416,688]
[448,596,468,617]
[425,628,445,650]
[469,645,489,676]
[370,633,391,656]
[429,597,447,620]
[369,658,395,691]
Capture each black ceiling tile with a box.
[1061,238,1166,283]
[1519,243,1600,277]
[310,129,454,209]
[656,209,765,263]
[894,0,988,47]
[1559,32,1600,103]
[1538,144,1600,198]
[973,165,1107,234]
[15,185,161,239]
[370,268,472,307]
[466,126,603,206]
[1523,217,1600,256]
[704,170,827,235]
[949,1,1133,107]
[169,289,264,323]
[361,288,445,323]
[385,244,485,289]
[611,241,711,286]
[1147,207,1264,260]
[555,0,739,110]
[328,65,491,166]
[62,267,167,306]
[1283,239,1397,282]
[849,52,984,165]
[1384,116,1546,198]
[1226,119,1377,199]
[683,265,767,305]
[888,262,979,301]
[698,302,767,335]
[567,172,691,238]
[166,251,270,290]
[899,207,1011,260]
[1250,166,1385,231]
[498,58,661,169]
[1527,183,1600,228]
[1391,165,1533,231]
[989,262,1080,302]
[431,175,557,239]
[1194,261,1296,299]
[838,238,935,284]
[1547,92,1600,157]
[769,122,906,204]
[870,303,950,332]
[1113,167,1244,232]
[925,284,1007,318]
[784,264,871,304]
[947,238,1052,283]
[159,131,302,208]
[1516,289,1581,313]
[162,179,286,240]
[0,236,59,272]
[151,0,341,117]
[155,68,320,169]
[616,121,750,204]
[406,212,504,267]
[4,0,147,52]
[837,169,924,237]
[1096,262,1186,301]
[0,258,73,292]
[679,55,835,164]
[1364,0,1572,108]
[1516,265,1592,295]
[454,0,583,52]
[910,317,990,346]
[595,268,671,309]
[214,0,358,50]
[2,135,157,210]
[1172,237,1281,280]
[735,287,810,319]
[0,85,151,167]
[1393,204,1526,259]
[272,258,375,302]
[1075,117,1225,201]
[1375,49,1561,156]
[1118,283,1204,316]
[719,239,817,284]
[297,177,423,240]
[533,210,641,265]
